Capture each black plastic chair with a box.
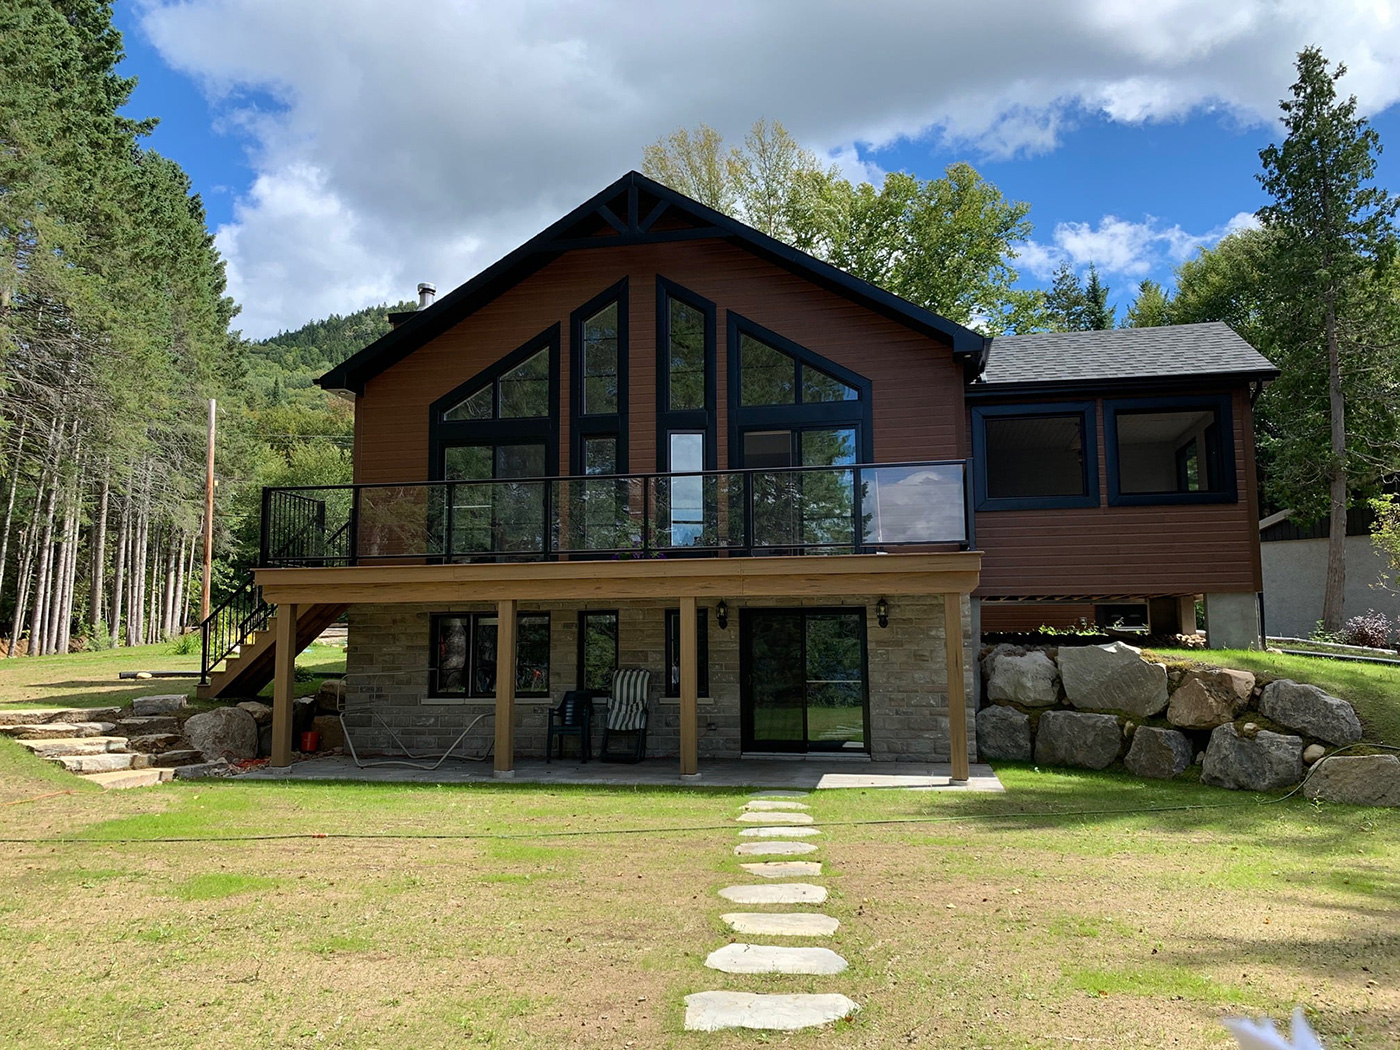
[546,689,594,763]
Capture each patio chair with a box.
[599,667,651,763]
[546,689,595,763]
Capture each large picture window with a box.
[972,402,1099,511]
[664,607,710,697]
[431,612,550,698]
[571,280,628,476]
[577,610,619,694]
[1104,396,1235,505]
[656,278,717,473]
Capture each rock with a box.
[183,706,258,762]
[737,826,821,839]
[718,884,827,905]
[704,944,847,976]
[117,716,180,736]
[316,678,346,713]
[1243,722,1259,733]
[736,811,814,825]
[684,992,860,1033]
[1303,755,1400,807]
[0,707,120,725]
[18,736,125,756]
[1303,743,1326,765]
[733,841,818,857]
[1033,710,1121,770]
[739,861,822,879]
[126,733,183,753]
[236,701,273,725]
[722,912,839,937]
[85,768,163,790]
[1201,723,1303,791]
[153,749,205,767]
[743,799,808,811]
[53,752,136,774]
[1259,680,1363,746]
[2,722,111,739]
[976,705,1032,761]
[1124,726,1194,779]
[986,650,1060,706]
[173,759,233,780]
[258,724,273,759]
[1167,669,1254,729]
[131,694,187,716]
[1058,641,1168,717]
[311,715,345,751]
[980,643,1025,680]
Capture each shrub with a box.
[167,632,200,656]
[1341,609,1393,649]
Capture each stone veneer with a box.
[343,595,977,764]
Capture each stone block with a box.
[1033,710,1121,770]
[1124,726,1193,779]
[184,706,258,761]
[976,704,1032,760]
[131,694,188,716]
[1303,755,1400,806]
[1201,723,1303,792]
[986,650,1059,706]
[1167,669,1253,729]
[1059,642,1168,718]
[1259,680,1363,746]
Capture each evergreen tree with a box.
[1123,279,1172,327]
[1044,263,1087,331]
[1081,264,1114,329]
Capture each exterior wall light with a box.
[875,598,889,628]
[715,600,729,630]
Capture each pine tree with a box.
[1124,279,1172,328]
[1044,263,1087,331]
[1081,265,1114,329]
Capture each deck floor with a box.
[237,754,1004,791]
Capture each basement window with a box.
[972,403,1099,510]
[430,612,550,698]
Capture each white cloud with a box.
[134,0,1400,335]
[1015,211,1261,281]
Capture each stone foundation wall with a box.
[343,595,976,763]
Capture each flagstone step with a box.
[1,722,116,740]
[722,912,840,937]
[734,840,818,857]
[705,943,848,975]
[683,991,859,1032]
[738,826,821,839]
[736,811,814,825]
[0,707,122,725]
[51,752,146,774]
[17,736,129,756]
[743,799,809,812]
[750,791,809,798]
[740,860,822,879]
[83,768,172,790]
[718,883,827,905]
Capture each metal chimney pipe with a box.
[417,282,436,309]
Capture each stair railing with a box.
[200,574,274,685]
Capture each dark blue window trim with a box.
[1103,394,1236,506]
[726,311,874,466]
[570,278,629,475]
[971,401,1099,511]
[655,276,718,470]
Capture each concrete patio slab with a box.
[722,912,840,936]
[684,991,859,1032]
[736,811,815,825]
[705,943,847,975]
[739,860,822,878]
[734,841,818,856]
[718,883,827,905]
[743,799,810,811]
[738,826,822,839]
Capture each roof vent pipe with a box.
[417,282,436,309]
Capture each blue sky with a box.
[116,1,1400,338]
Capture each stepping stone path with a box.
[683,791,860,1033]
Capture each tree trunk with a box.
[110,492,129,648]
[0,418,29,610]
[91,473,109,632]
[1322,299,1347,632]
[7,523,35,657]
[29,475,58,657]
[178,532,194,633]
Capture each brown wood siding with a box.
[354,239,964,485]
[973,387,1263,598]
[980,602,1098,632]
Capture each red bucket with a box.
[299,730,320,753]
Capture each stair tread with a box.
[84,768,164,790]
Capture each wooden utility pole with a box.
[201,398,215,622]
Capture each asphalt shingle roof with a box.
[977,322,1278,387]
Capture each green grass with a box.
[1150,646,1400,744]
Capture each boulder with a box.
[1124,726,1193,779]
[1201,723,1303,792]
[1167,669,1254,730]
[131,694,188,716]
[986,651,1059,706]
[183,706,258,762]
[1303,743,1326,765]
[1058,642,1168,718]
[1033,710,1121,770]
[173,759,233,780]
[317,678,346,713]
[976,705,1031,761]
[1303,755,1400,807]
[1259,680,1363,746]
[311,714,345,751]
[236,701,273,726]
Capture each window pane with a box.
[472,616,498,696]
[584,437,616,476]
[742,430,792,469]
[668,298,705,411]
[984,415,1087,500]
[499,349,550,418]
[579,612,619,694]
[435,617,470,694]
[800,428,857,467]
[664,607,709,697]
[443,385,493,421]
[805,613,864,747]
[582,302,618,415]
[517,614,550,695]
[496,443,545,479]
[800,429,856,549]
[445,448,493,555]
[444,445,492,481]
[739,335,796,406]
[801,366,857,403]
[669,432,705,547]
[1115,409,1220,494]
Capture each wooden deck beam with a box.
[271,604,298,768]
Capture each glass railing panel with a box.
[858,463,967,546]
[552,476,643,555]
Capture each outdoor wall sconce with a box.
[715,600,729,630]
[875,598,889,628]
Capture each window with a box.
[577,610,619,694]
[667,298,706,411]
[667,431,706,546]
[1104,397,1234,504]
[431,612,550,697]
[571,281,628,476]
[664,607,710,697]
[738,333,857,407]
[581,302,619,415]
[972,402,1099,511]
[442,442,547,556]
[443,348,550,421]
[656,279,716,475]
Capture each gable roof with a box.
[318,170,987,394]
[975,322,1279,389]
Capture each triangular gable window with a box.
[441,348,550,421]
[739,334,857,407]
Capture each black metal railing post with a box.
[259,486,273,567]
[963,457,976,550]
[349,486,361,566]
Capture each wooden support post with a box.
[944,592,969,784]
[494,599,517,777]
[679,595,699,778]
[271,603,298,768]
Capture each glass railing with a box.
[259,460,972,567]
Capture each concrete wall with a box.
[1262,536,1400,639]
[342,595,976,764]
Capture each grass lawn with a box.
[1149,647,1400,745]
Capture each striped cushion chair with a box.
[599,667,652,763]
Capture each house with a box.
[203,171,1277,778]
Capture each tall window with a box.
[664,607,710,697]
[1104,396,1235,505]
[656,279,716,469]
[431,612,550,697]
[571,280,628,476]
[577,610,619,694]
[971,402,1099,511]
